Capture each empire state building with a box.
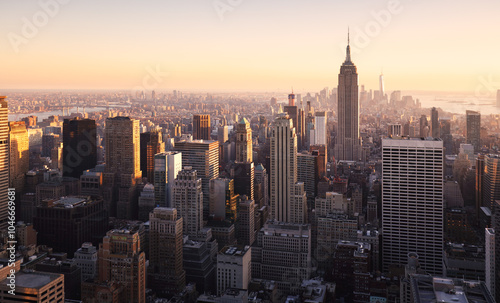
[334,33,361,161]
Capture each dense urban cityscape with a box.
[2,1,500,303]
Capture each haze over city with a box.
[2,0,500,92]
[0,1,500,303]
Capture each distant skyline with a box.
[1,0,500,93]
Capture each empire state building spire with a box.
[344,29,353,65]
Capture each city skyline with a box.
[1,1,500,93]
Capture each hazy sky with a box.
[1,0,500,93]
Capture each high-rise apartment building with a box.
[153,151,182,208]
[175,139,219,219]
[334,37,361,161]
[0,97,8,230]
[466,110,481,152]
[149,207,185,297]
[9,121,29,192]
[172,167,204,237]
[98,226,146,303]
[236,118,253,163]
[270,114,306,223]
[382,138,444,275]
[63,118,97,179]
[193,114,211,140]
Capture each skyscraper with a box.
[140,129,164,181]
[172,167,204,237]
[419,115,429,137]
[314,111,326,145]
[98,226,146,303]
[466,110,481,152]
[104,116,142,218]
[148,208,185,297]
[235,118,253,163]
[379,73,385,102]
[193,114,211,140]
[483,154,500,211]
[153,151,182,208]
[270,114,306,223]
[9,121,29,193]
[0,97,8,230]
[335,35,361,161]
[174,139,219,219]
[63,118,97,179]
[431,107,440,138]
[382,138,444,275]
[233,162,254,201]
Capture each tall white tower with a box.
[382,138,444,276]
[270,114,306,223]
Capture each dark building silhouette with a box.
[33,196,108,257]
[63,118,97,179]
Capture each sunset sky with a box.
[1,0,500,93]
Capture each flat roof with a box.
[1,271,62,289]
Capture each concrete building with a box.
[485,228,495,299]
[431,107,440,138]
[0,96,8,230]
[251,221,311,293]
[410,275,495,303]
[33,196,108,257]
[62,118,97,179]
[138,183,155,222]
[74,242,98,282]
[483,154,500,211]
[270,114,306,223]
[98,226,146,303]
[235,118,252,163]
[237,196,255,246]
[217,245,251,295]
[193,114,211,140]
[9,121,29,192]
[174,139,219,219]
[466,110,481,152]
[233,162,254,201]
[173,167,204,237]
[139,129,164,181]
[382,138,444,275]
[314,111,326,145]
[184,239,217,294]
[149,207,185,297]
[332,241,371,302]
[0,271,65,303]
[104,116,142,219]
[153,151,182,208]
[209,178,238,222]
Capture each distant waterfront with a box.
[8,105,130,121]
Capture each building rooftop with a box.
[0,271,62,289]
[410,275,495,303]
[220,245,250,257]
